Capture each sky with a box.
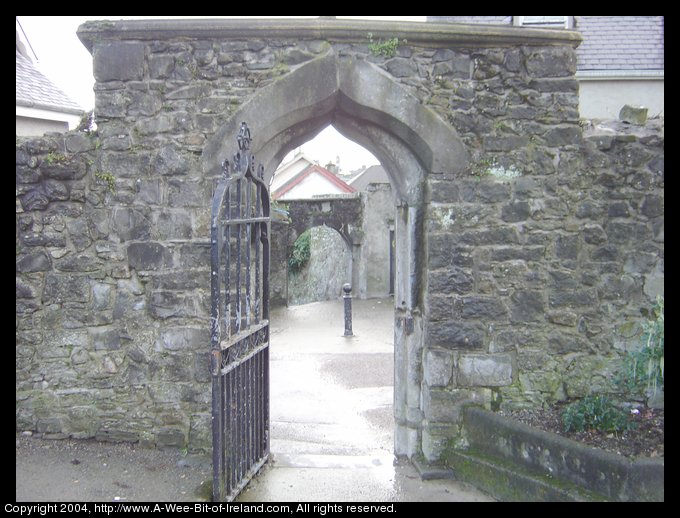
[16,16,425,173]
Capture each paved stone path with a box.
[237,298,493,502]
[16,298,493,502]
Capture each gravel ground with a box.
[16,433,212,502]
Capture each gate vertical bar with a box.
[235,178,242,334]
[211,122,270,502]
[245,176,252,329]
[226,185,232,344]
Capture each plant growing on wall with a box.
[288,229,311,274]
[271,200,291,223]
[94,171,117,194]
[617,296,664,399]
[367,33,403,58]
[44,151,68,165]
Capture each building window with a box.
[513,16,573,29]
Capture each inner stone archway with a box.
[286,225,350,306]
[202,50,469,457]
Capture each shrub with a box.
[562,395,635,434]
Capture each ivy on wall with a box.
[288,229,311,274]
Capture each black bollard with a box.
[343,283,353,336]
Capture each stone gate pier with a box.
[16,18,663,464]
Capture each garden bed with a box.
[444,406,664,502]
[499,404,663,459]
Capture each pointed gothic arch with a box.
[202,49,469,458]
[202,50,469,205]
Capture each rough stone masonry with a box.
[16,19,663,461]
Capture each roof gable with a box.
[270,153,316,191]
[272,164,356,200]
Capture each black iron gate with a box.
[210,122,270,502]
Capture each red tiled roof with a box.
[272,164,356,200]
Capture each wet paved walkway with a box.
[237,298,493,502]
[15,298,493,502]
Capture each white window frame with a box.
[513,16,573,29]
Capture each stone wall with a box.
[16,19,663,458]
[361,184,395,298]
[287,225,351,306]
[270,220,289,307]
[421,115,664,457]
[16,127,214,448]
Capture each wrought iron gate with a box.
[210,122,270,502]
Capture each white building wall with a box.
[270,159,312,192]
[16,106,82,136]
[278,174,346,200]
[16,116,69,137]
[578,78,664,119]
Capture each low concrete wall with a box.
[445,406,663,501]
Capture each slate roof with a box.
[346,165,389,191]
[427,16,664,74]
[576,16,664,72]
[16,47,83,115]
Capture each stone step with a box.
[446,448,598,502]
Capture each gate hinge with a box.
[210,350,222,376]
[404,316,414,335]
[396,316,414,335]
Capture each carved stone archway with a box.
[202,50,469,456]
